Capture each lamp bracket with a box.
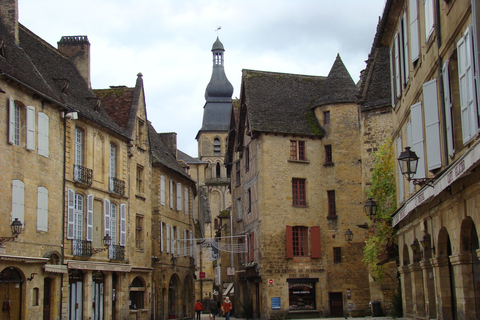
[409,177,435,187]
[0,237,16,245]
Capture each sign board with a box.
[227,267,235,276]
[199,272,206,279]
[271,297,281,310]
[268,279,273,285]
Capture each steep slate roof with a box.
[314,54,358,107]
[148,123,195,184]
[94,86,134,130]
[177,150,207,164]
[357,20,392,110]
[241,69,325,137]
[0,21,127,138]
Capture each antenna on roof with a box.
[216,26,221,36]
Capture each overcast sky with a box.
[19,0,386,157]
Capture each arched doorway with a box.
[460,217,480,318]
[112,273,117,320]
[0,267,23,320]
[402,244,413,315]
[92,271,104,320]
[168,275,179,319]
[129,277,145,310]
[69,269,84,320]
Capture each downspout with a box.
[60,107,68,320]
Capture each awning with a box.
[44,265,68,274]
[223,283,233,296]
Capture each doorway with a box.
[329,292,343,317]
[43,278,52,320]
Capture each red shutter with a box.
[286,226,293,258]
[310,226,321,258]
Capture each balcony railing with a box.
[73,165,93,186]
[109,177,125,197]
[108,245,125,261]
[72,239,93,257]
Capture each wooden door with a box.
[329,292,343,317]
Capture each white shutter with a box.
[424,0,435,41]
[169,180,173,209]
[104,199,111,238]
[184,230,188,255]
[443,60,455,157]
[67,189,75,239]
[160,222,164,253]
[401,12,409,83]
[26,106,35,151]
[37,112,49,157]
[458,25,478,144]
[12,180,25,224]
[110,204,117,245]
[120,203,126,246]
[407,121,415,193]
[396,138,404,203]
[160,175,166,206]
[190,230,195,259]
[37,187,48,231]
[411,102,426,179]
[409,0,420,62]
[171,226,175,255]
[176,183,182,211]
[86,194,93,241]
[8,97,15,144]
[394,33,401,97]
[184,187,189,215]
[166,224,170,253]
[390,48,396,107]
[423,79,442,171]
[177,228,181,255]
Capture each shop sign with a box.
[200,272,206,279]
[271,297,281,310]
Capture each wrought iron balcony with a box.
[73,165,93,187]
[108,244,125,261]
[72,239,93,257]
[109,177,125,197]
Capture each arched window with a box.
[214,138,221,155]
[130,277,145,309]
[216,163,221,179]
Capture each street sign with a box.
[200,272,206,279]
[268,279,273,285]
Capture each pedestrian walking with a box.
[221,296,232,320]
[209,297,217,320]
[194,300,203,320]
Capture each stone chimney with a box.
[57,36,91,88]
[0,0,19,45]
[158,132,178,158]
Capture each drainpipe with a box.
[60,106,69,320]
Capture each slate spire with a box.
[204,37,234,102]
[314,54,358,107]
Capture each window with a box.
[333,247,342,264]
[136,165,144,193]
[33,288,39,306]
[423,79,441,171]
[323,111,330,124]
[129,277,145,309]
[176,183,182,211]
[286,226,321,258]
[103,199,125,248]
[136,215,144,249]
[109,144,116,191]
[160,175,166,206]
[8,98,21,146]
[236,198,242,220]
[327,190,336,218]
[410,103,426,178]
[245,145,250,171]
[74,128,83,181]
[216,162,221,179]
[424,0,435,41]
[409,0,420,62]
[292,178,306,207]
[37,187,48,232]
[119,203,126,246]
[184,187,189,215]
[247,188,252,213]
[12,180,25,224]
[235,162,240,186]
[26,106,35,150]
[248,232,255,262]
[443,60,455,157]
[214,138,221,155]
[458,25,478,144]
[169,180,174,209]
[137,118,145,147]
[74,194,84,240]
[290,140,306,161]
[324,145,332,164]
[37,112,49,157]
[400,12,409,85]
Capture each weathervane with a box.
[216,26,221,36]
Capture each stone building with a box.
[377,0,480,318]
[225,56,375,318]
[0,1,196,319]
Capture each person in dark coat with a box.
[209,298,217,320]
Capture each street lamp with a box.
[0,218,23,244]
[92,234,112,254]
[363,198,377,220]
[344,229,353,242]
[397,147,435,186]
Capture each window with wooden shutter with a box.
[292,226,308,257]
[401,12,409,84]
[37,112,49,157]
[110,203,117,245]
[86,194,93,241]
[37,187,48,232]
[160,222,164,253]
[409,0,420,62]
[166,224,170,253]
[443,60,455,157]
[310,226,321,258]
[176,183,182,211]
[26,106,35,151]
[423,79,442,171]
[411,102,426,179]
[67,189,75,239]
[120,204,126,246]
[160,175,166,206]
[424,0,435,41]
[286,226,294,258]
[394,33,401,98]
[8,97,19,145]
[74,194,83,240]
[169,180,174,209]
[104,199,111,240]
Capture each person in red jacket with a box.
[194,300,203,320]
[221,297,232,320]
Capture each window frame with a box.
[323,111,330,124]
[324,145,333,164]
[333,247,342,264]
[327,190,336,218]
[292,178,306,207]
[290,140,306,161]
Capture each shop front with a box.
[286,278,318,311]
